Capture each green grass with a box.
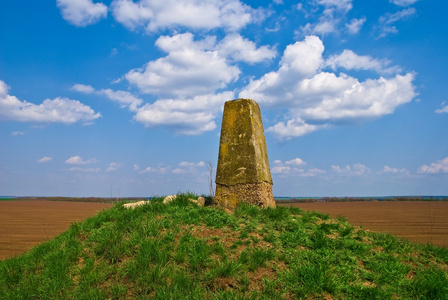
[1,193,448,299]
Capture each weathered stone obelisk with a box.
[214,99,275,209]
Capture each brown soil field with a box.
[1,200,447,261]
[278,201,448,248]
[0,200,113,260]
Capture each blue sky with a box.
[1,0,447,197]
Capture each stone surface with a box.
[188,196,205,207]
[215,98,275,209]
[163,195,177,205]
[215,182,275,209]
[123,200,150,209]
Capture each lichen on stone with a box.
[215,99,275,209]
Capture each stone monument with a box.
[214,98,275,209]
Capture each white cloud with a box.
[303,168,326,177]
[377,8,416,38]
[216,34,277,64]
[11,131,25,136]
[139,165,170,174]
[173,161,206,174]
[72,84,143,112]
[65,156,97,165]
[301,20,337,36]
[172,168,187,174]
[134,92,234,135]
[179,161,206,167]
[381,8,416,25]
[266,118,323,140]
[345,17,366,34]
[111,0,260,32]
[316,0,353,12]
[240,36,325,106]
[299,0,353,36]
[126,33,240,98]
[285,158,306,166]
[239,36,417,140]
[435,102,448,114]
[325,49,401,74]
[0,80,101,124]
[390,0,418,6]
[298,73,416,122]
[68,167,101,173]
[272,158,325,177]
[382,165,410,175]
[119,32,277,135]
[38,157,53,163]
[97,89,143,112]
[271,165,291,174]
[71,84,95,94]
[332,163,370,175]
[106,162,123,172]
[57,0,108,27]
[418,157,448,174]
[133,164,140,171]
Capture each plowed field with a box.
[0,200,112,260]
[278,201,448,248]
[1,200,447,260]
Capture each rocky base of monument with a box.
[214,182,276,209]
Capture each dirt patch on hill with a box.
[0,200,113,260]
[278,201,448,248]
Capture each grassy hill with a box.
[1,193,448,299]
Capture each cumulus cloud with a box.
[272,158,325,177]
[125,33,240,98]
[179,161,206,167]
[139,165,170,174]
[57,0,108,27]
[239,36,416,140]
[266,118,323,140]
[240,35,325,105]
[173,161,206,174]
[382,165,410,175]
[390,0,418,6]
[68,167,101,173]
[106,162,123,172]
[134,92,234,135]
[435,102,448,114]
[216,34,277,64]
[98,89,143,112]
[332,163,370,175]
[285,158,306,166]
[65,156,98,165]
[71,84,95,94]
[418,157,448,174]
[111,0,261,32]
[72,84,143,112]
[0,80,101,124]
[116,32,277,135]
[38,157,53,163]
[325,49,401,74]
